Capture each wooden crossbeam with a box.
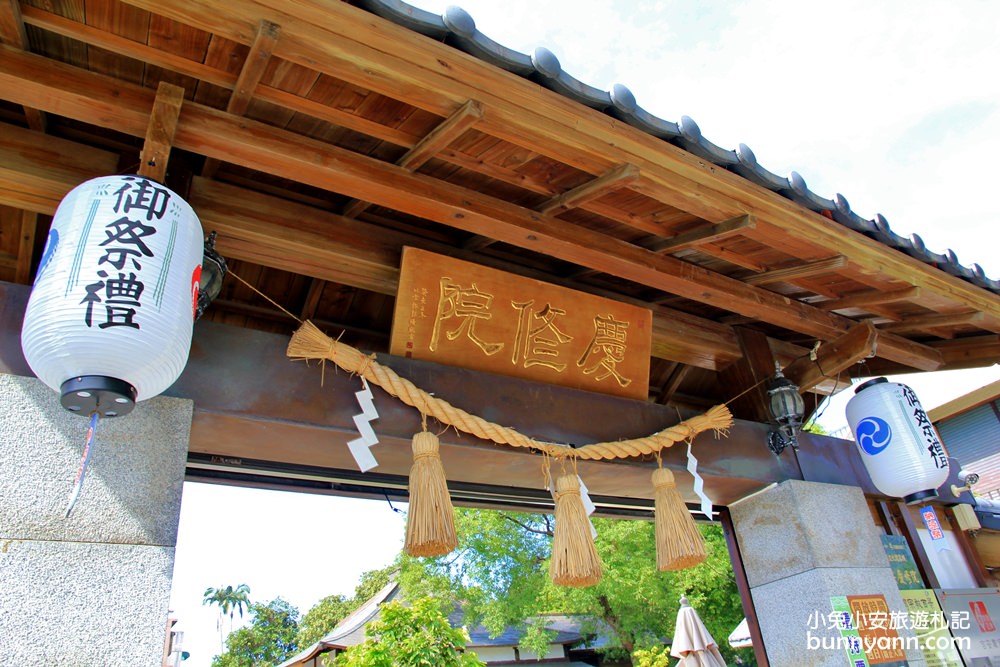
[137,82,185,184]
[0,0,44,131]
[819,286,921,312]
[654,363,692,406]
[203,20,281,179]
[538,163,640,215]
[0,47,944,371]
[720,328,775,423]
[744,255,848,286]
[783,321,878,392]
[15,210,36,284]
[878,311,985,335]
[343,100,484,219]
[644,215,754,254]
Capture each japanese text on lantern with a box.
[900,384,949,469]
[78,177,174,330]
[390,248,651,399]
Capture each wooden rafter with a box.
[137,82,185,183]
[342,99,484,219]
[654,363,692,406]
[0,47,944,370]
[0,0,44,131]
[820,286,921,312]
[644,215,754,254]
[744,255,848,286]
[878,311,984,335]
[783,321,879,392]
[538,163,640,215]
[202,19,281,178]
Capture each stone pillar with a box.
[730,480,925,667]
[0,374,192,666]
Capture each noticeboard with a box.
[390,248,652,400]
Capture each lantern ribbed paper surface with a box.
[846,378,950,504]
[21,176,204,404]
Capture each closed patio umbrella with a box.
[670,596,727,667]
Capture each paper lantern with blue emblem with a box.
[846,377,950,504]
[21,176,204,418]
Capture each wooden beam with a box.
[299,278,326,322]
[819,286,921,312]
[744,255,848,286]
[654,363,691,406]
[15,210,36,284]
[644,215,754,254]
[0,48,944,370]
[137,82,185,183]
[343,99,484,219]
[878,311,984,335]
[782,321,878,392]
[538,163,640,215]
[202,19,281,178]
[0,0,45,131]
[720,327,775,423]
[0,123,118,213]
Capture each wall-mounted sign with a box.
[881,535,925,590]
[390,248,652,400]
[847,594,908,665]
[920,507,949,553]
[935,588,1000,665]
[898,590,963,667]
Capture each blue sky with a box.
[169,2,1000,665]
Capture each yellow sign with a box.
[390,248,652,400]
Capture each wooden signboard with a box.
[390,248,651,400]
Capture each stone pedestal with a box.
[730,480,925,667]
[0,374,192,666]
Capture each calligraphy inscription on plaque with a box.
[390,248,652,400]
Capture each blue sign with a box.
[855,416,892,455]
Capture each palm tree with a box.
[202,583,251,651]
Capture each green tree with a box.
[203,584,252,651]
[297,564,396,648]
[399,508,750,665]
[332,598,485,667]
[212,597,299,667]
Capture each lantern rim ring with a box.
[903,489,938,505]
[60,376,137,418]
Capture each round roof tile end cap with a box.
[911,233,926,252]
[532,47,561,77]
[736,143,757,167]
[788,171,808,194]
[678,115,702,142]
[834,193,851,214]
[442,6,476,36]
[610,83,637,113]
[875,213,891,232]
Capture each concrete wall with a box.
[730,480,925,667]
[0,374,192,667]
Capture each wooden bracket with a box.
[138,81,185,183]
[783,321,878,392]
[720,327,776,423]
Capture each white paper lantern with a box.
[21,176,204,416]
[846,377,950,504]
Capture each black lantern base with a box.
[903,489,938,505]
[60,376,137,418]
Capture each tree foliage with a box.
[296,564,396,648]
[212,598,299,667]
[203,584,252,651]
[399,507,753,665]
[332,598,485,667]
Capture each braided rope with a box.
[287,320,732,461]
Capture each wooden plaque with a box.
[390,248,651,400]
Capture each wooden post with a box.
[138,82,185,184]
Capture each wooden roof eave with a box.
[116,0,1000,334]
[0,43,945,372]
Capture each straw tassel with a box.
[404,430,457,557]
[550,473,602,587]
[652,467,706,571]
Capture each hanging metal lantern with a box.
[21,175,205,418]
[766,363,805,455]
[846,377,950,504]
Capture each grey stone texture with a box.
[731,480,926,667]
[0,374,192,667]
